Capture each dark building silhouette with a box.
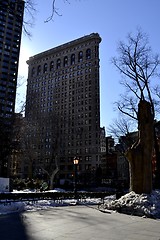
[0,0,24,176]
[25,33,102,183]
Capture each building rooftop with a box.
[27,33,101,64]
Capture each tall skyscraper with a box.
[25,33,101,184]
[0,0,24,176]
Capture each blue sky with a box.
[17,0,160,132]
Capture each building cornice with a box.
[27,33,101,65]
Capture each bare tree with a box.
[107,116,138,162]
[17,116,38,179]
[38,112,60,190]
[112,29,160,120]
[108,116,136,142]
[112,29,160,193]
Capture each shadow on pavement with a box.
[0,212,28,240]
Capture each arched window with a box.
[56,59,61,69]
[86,48,91,59]
[71,54,75,65]
[63,56,68,67]
[37,65,41,76]
[78,51,83,62]
[50,61,54,71]
[31,67,35,77]
[43,63,48,73]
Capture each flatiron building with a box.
[25,33,101,183]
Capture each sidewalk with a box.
[0,205,160,240]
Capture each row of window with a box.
[29,74,92,90]
[0,113,12,118]
[30,62,93,83]
[28,78,92,98]
[24,160,101,170]
[34,139,93,150]
[27,104,93,116]
[29,83,92,97]
[1,105,13,112]
[31,49,92,76]
[0,99,13,106]
[32,68,92,86]
[36,147,96,155]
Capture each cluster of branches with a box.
[1,0,70,37]
[24,0,70,36]
[108,29,160,142]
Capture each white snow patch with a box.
[0,189,160,219]
[103,190,160,218]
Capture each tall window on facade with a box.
[37,65,41,76]
[86,48,91,59]
[71,54,75,65]
[10,2,16,10]
[78,51,83,62]
[56,59,61,69]
[43,63,48,73]
[50,61,54,71]
[95,46,98,57]
[63,56,68,67]
[31,67,35,77]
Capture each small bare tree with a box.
[108,116,136,143]
[39,112,60,190]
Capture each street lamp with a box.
[73,157,79,198]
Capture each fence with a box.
[0,191,116,204]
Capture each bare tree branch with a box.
[44,0,70,23]
[112,29,160,120]
[107,116,137,146]
[23,0,37,37]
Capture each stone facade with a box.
[25,33,101,183]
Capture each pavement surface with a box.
[0,205,160,240]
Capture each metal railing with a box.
[0,191,115,203]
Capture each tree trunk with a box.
[49,167,59,190]
[153,124,160,189]
[49,155,59,190]
[126,100,154,194]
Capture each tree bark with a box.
[153,123,160,189]
[126,100,154,194]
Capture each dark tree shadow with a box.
[0,212,28,240]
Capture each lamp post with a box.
[73,157,79,198]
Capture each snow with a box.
[100,190,160,219]
[0,189,160,219]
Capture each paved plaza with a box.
[0,205,160,240]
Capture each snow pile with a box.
[0,201,25,214]
[103,190,160,218]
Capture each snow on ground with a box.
[100,190,160,219]
[0,189,160,219]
